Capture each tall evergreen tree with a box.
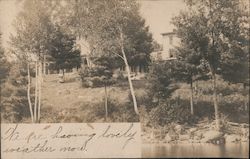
[48,25,81,74]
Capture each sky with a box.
[0,0,187,49]
[139,0,186,43]
[0,0,22,48]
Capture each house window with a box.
[169,35,173,45]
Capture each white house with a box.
[151,31,180,61]
[75,37,94,68]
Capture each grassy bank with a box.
[3,73,249,145]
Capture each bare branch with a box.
[112,51,125,61]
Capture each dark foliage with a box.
[147,61,179,104]
[1,63,31,122]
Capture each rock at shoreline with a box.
[241,137,248,142]
[202,130,223,142]
[225,134,241,143]
[188,128,197,136]
[194,131,203,140]
[179,135,189,141]
[189,128,197,133]
[175,124,184,134]
[164,134,172,143]
[189,139,201,143]
[241,127,249,137]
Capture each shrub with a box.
[197,78,246,96]
[127,88,151,107]
[115,70,127,81]
[79,66,116,88]
[91,76,104,87]
[78,96,139,122]
[147,61,179,104]
[148,98,197,126]
[194,100,215,118]
[170,78,249,123]
[220,94,248,112]
[1,63,31,123]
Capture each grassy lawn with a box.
[30,73,147,123]
[18,73,248,124]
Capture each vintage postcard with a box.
[0,0,249,158]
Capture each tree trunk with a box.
[245,100,248,111]
[212,71,220,129]
[243,85,248,111]
[0,79,1,110]
[27,63,34,123]
[62,69,65,81]
[104,83,108,121]
[208,0,220,130]
[38,61,42,122]
[0,79,2,122]
[34,61,38,122]
[119,31,139,115]
[194,80,198,105]
[190,78,194,115]
[43,55,46,75]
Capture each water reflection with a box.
[142,143,249,158]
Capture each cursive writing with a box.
[3,140,56,153]
[99,123,137,149]
[1,123,141,158]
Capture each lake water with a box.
[142,143,249,158]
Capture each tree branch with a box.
[112,51,125,60]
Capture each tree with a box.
[147,61,178,105]
[173,42,210,115]
[1,31,33,122]
[0,33,9,82]
[10,0,56,122]
[0,32,10,120]
[60,0,153,115]
[95,0,153,115]
[80,55,114,120]
[170,61,197,115]
[48,25,81,75]
[0,32,9,82]
[220,39,249,85]
[172,0,249,129]
[1,62,32,122]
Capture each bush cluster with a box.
[39,95,140,123]
[144,62,249,126]
[81,96,139,122]
[79,66,116,88]
[145,83,249,126]
[148,98,197,126]
[1,63,31,122]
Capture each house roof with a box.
[161,32,176,36]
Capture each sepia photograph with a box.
[0,0,249,158]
